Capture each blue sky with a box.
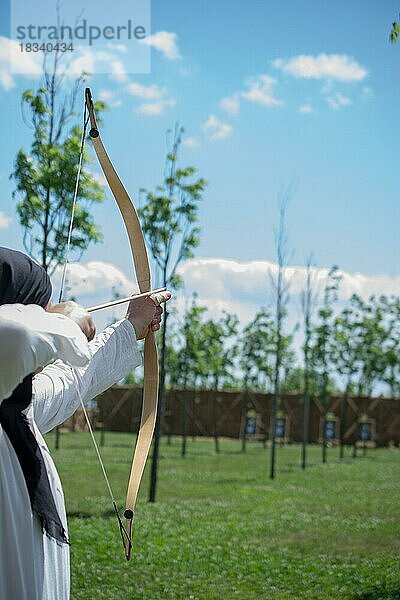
[0,0,398,323]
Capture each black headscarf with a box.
[0,247,69,545]
[0,247,52,308]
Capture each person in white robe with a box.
[0,247,170,600]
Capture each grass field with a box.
[48,432,400,600]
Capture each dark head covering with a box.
[0,247,52,308]
[0,248,68,545]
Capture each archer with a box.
[0,246,171,600]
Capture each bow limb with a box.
[85,88,159,560]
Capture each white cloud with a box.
[177,257,400,327]
[273,53,367,82]
[183,136,200,148]
[136,98,176,116]
[126,81,168,100]
[51,257,399,372]
[110,59,129,83]
[125,80,175,115]
[59,258,400,311]
[53,261,135,299]
[241,75,283,107]
[141,31,181,60]
[202,114,233,141]
[218,76,281,119]
[0,69,13,91]
[0,36,41,90]
[67,49,96,78]
[106,43,128,54]
[0,211,11,229]
[67,50,130,81]
[326,92,352,110]
[98,89,122,108]
[219,94,240,115]
[298,104,313,114]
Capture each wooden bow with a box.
[85,88,159,560]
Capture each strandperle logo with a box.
[10,0,151,74]
[15,19,147,46]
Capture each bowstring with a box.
[58,103,90,303]
[78,390,132,552]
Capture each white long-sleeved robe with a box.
[0,305,142,600]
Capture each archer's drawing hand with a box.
[126,290,172,340]
[48,301,97,342]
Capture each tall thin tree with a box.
[12,51,105,450]
[12,52,104,275]
[270,191,292,479]
[300,256,317,469]
[310,266,342,463]
[139,125,207,501]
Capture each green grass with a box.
[48,432,400,599]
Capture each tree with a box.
[310,266,342,463]
[12,52,105,451]
[300,256,317,469]
[390,20,400,43]
[200,313,239,387]
[239,308,275,452]
[351,295,387,398]
[175,297,208,457]
[332,298,363,458]
[166,300,239,455]
[139,126,207,501]
[270,192,292,479]
[240,308,276,391]
[280,367,321,396]
[380,296,400,398]
[200,313,239,452]
[12,53,104,275]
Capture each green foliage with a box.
[310,266,342,398]
[380,296,400,397]
[123,370,143,386]
[240,308,275,390]
[166,296,239,390]
[345,295,400,398]
[138,125,207,289]
[332,300,361,386]
[280,366,305,393]
[167,295,208,389]
[240,308,294,392]
[199,312,239,389]
[48,432,400,600]
[280,366,335,396]
[310,273,399,399]
[390,20,400,43]
[12,85,104,273]
[161,267,399,398]
[162,288,400,398]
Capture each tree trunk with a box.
[213,376,220,454]
[339,383,349,459]
[148,307,168,503]
[181,386,188,458]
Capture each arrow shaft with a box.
[86,287,166,313]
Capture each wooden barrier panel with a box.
[66,387,400,447]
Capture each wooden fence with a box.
[62,387,400,447]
